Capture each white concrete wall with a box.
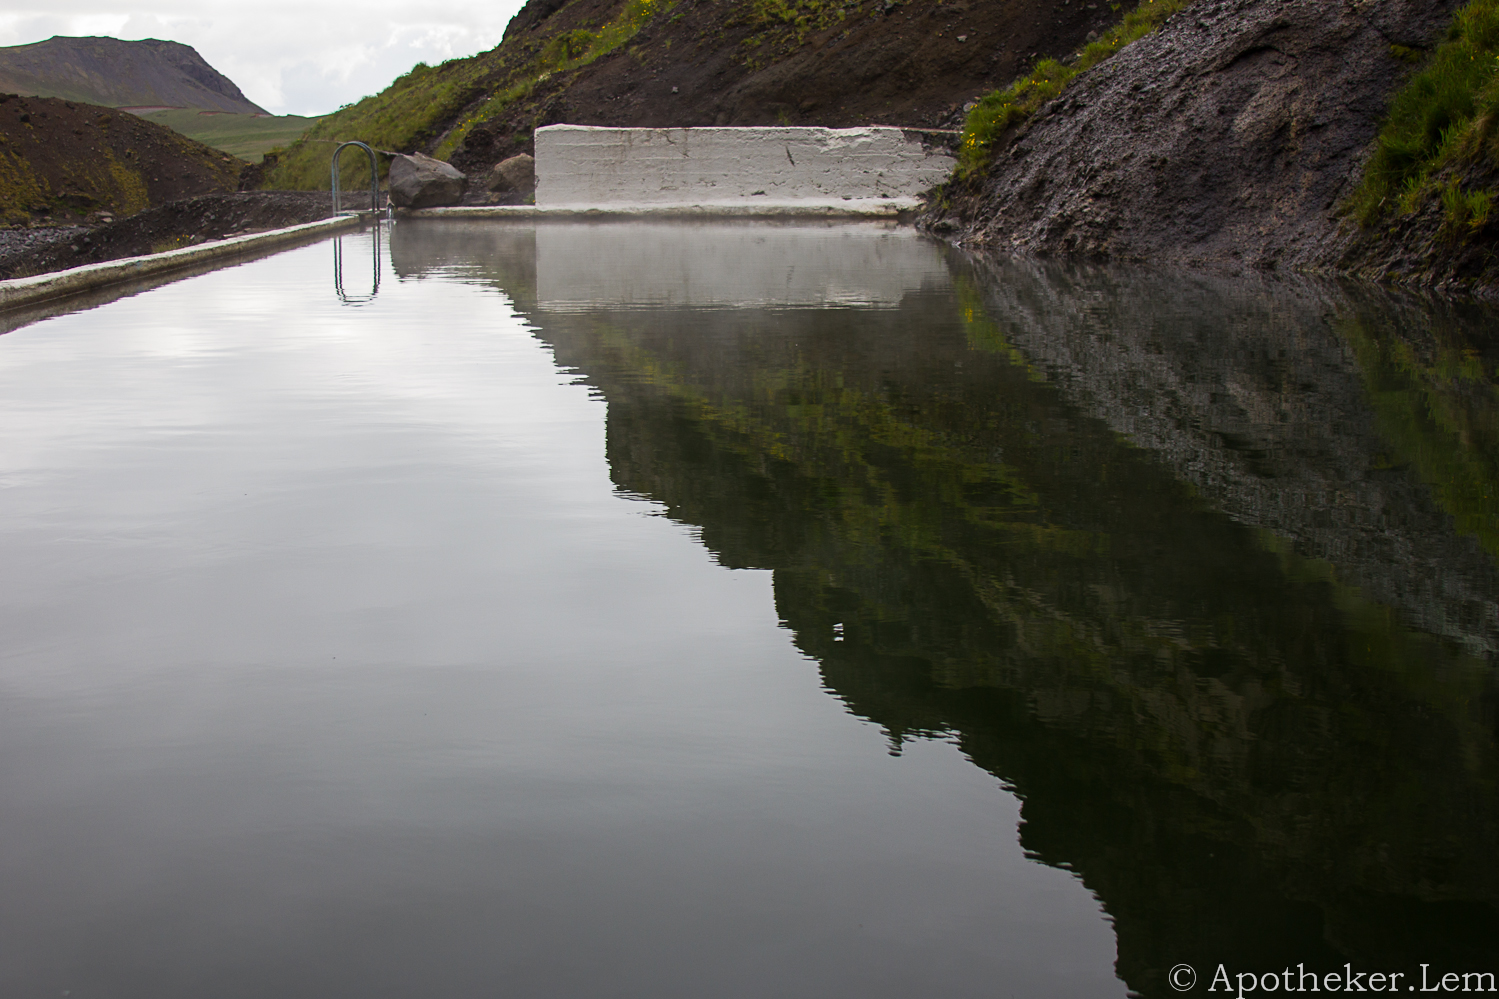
[534,125,955,206]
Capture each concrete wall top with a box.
[534,125,955,207]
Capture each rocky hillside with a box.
[0,36,265,114]
[264,0,1128,189]
[0,94,247,226]
[258,0,1499,295]
[924,0,1494,287]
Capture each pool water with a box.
[0,221,1495,998]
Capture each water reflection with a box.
[392,220,1499,996]
[384,220,950,310]
[534,223,950,310]
[333,223,383,305]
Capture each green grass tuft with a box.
[1440,177,1494,232]
[1349,0,1499,235]
[957,0,1192,175]
[747,0,848,44]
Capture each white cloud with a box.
[0,0,529,115]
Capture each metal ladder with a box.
[331,140,381,215]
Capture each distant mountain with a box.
[0,36,266,114]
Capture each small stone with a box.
[957,34,967,42]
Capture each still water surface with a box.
[0,221,1495,998]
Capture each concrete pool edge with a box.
[401,199,920,221]
[0,214,365,313]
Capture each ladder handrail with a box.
[332,140,380,215]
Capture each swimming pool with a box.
[1,220,1495,997]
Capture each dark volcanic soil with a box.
[0,93,248,226]
[922,0,1468,278]
[0,191,335,279]
[450,0,1124,174]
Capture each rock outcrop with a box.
[388,152,466,209]
[930,0,1463,273]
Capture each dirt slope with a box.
[924,0,1462,273]
[0,94,247,225]
[0,36,266,114]
[264,0,1127,188]
[458,0,1126,172]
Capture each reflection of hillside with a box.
[388,221,1499,997]
[959,257,1499,659]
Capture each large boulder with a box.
[486,154,536,195]
[388,152,466,209]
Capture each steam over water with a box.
[0,221,1495,998]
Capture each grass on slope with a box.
[439,0,679,157]
[957,0,1191,175]
[1349,0,1499,235]
[137,110,320,162]
[261,0,671,191]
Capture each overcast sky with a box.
[0,0,530,116]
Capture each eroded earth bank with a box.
[923,0,1499,295]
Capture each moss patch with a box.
[101,150,151,217]
[0,147,48,225]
